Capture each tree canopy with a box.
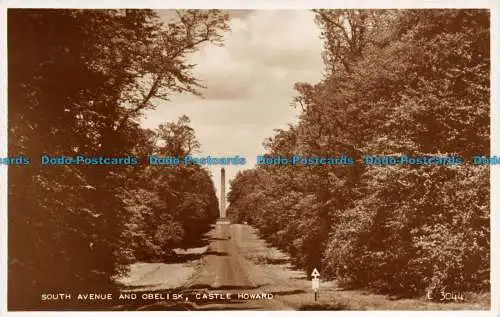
[227,9,489,297]
[8,9,228,309]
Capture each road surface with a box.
[135,220,301,310]
[187,220,255,289]
[117,220,489,311]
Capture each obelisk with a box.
[220,167,226,218]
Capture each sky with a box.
[141,9,325,203]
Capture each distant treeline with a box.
[227,9,489,298]
[8,9,229,309]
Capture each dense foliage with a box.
[227,9,489,297]
[8,9,227,309]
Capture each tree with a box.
[8,9,228,309]
[228,9,489,298]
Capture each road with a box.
[187,220,255,289]
[135,220,301,310]
[119,220,489,311]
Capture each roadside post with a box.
[311,268,320,301]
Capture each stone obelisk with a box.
[220,167,226,218]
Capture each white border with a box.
[0,1,498,317]
[490,0,500,316]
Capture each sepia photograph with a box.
[5,7,491,311]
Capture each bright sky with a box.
[141,9,325,202]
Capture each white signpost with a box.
[311,268,320,301]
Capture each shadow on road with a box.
[298,303,350,310]
[185,284,261,290]
[165,253,205,263]
[138,302,262,311]
[120,284,164,290]
[137,303,195,311]
[205,251,229,256]
[270,289,305,296]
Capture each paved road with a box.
[136,220,296,310]
[120,221,488,311]
[187,220,256,289]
